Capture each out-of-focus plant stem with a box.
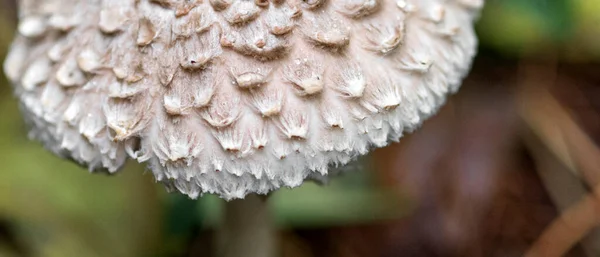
[520,60,600,257]
[216,194,275,257]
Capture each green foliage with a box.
[0,97,165,257]
[476,0,581,57]
[506,0,574,41]
[198,169,411,229]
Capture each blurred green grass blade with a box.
[505,0,574,41]
[199,170,413,229]
[477,0,575,56]
[0,97,163,257]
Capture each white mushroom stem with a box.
[216,194,275,257]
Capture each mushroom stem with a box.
[216,194,276,257]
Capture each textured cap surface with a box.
[5,0,483,200]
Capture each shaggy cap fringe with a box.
[4,0,483,200]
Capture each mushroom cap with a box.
[4,0,482,200]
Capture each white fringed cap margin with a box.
[4,0,483,200]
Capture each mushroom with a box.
[4,0,482,200]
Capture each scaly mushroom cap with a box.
[4,0,483,200]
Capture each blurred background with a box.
[1,0,599,256]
